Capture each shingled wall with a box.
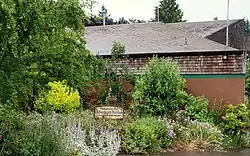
[87,52,245,108]
[118,53,244,75]
[245,35,250,52]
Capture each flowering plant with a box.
[0,120,8,150]
[171,117,224,151]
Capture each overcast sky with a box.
[91,0,250,22]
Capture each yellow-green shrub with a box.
[35,81,80,113]
[219,104,249,134]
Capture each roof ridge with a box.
[85,22,149,29]
[165,19,242,25]
[85,19,243,29]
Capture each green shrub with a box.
[184,96,213,122]
[157,119,175,149]
[223,133,250,149]
[174,94,222,124]
[122,117,172,154]
[219,104,249,134]
[132,57,185,116]
[209,108,224,125]
[35,81,80,113]
[0,108,68,156]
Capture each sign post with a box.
[94,106,124,120]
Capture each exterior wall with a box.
[118,52,245,106]
[85,78,134,109]
[206,20,244,50]
[87,52,245,107]
[245,35,250,52]
[184,75,245,108]
[119,53,243,74]
[86,75,245,108]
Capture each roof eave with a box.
[95,49,242,58]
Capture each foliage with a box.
[132,57,186,116]
[219,104,249,134]
[84,15,131,26]
[0,121,7,151]
[0,0,103,111]
[183,95,213,122]
[208,108,224,125]
[154,0,185,23]
[223,133,250,149]
[174,94,223,124]
[246,62,250,98]
[0,107,122,156]
[35,81,80,114]
[173,119,224,151]
[97,42,134,107]
[65,124,121,156]
[122,117,173,154]
[84,3,145,26]
[98,5,108,18]
[244,19,250,35]
[87,4,115,26]
[82,0,98,15]
[0,109,68,156]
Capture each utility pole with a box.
[226,0,229,47]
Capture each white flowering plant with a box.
[172,118,224,151]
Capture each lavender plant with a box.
[63,119,121,156]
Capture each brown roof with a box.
[85,20,240,56]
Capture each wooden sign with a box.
[94,106,124,120]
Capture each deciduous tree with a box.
[0,0,103,111]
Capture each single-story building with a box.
[85,19,247,107]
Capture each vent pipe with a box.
[103,12,106,27]
[184,38,187,45]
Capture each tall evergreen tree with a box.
[154,0,184,23]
